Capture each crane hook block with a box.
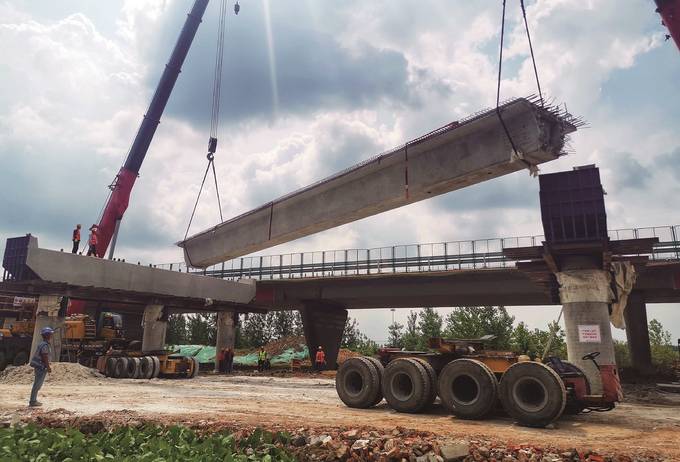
[234,2,240,15]
[208,137,218,154]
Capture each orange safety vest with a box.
[89,231,98,246]
[315,350,325,363]
[73,229,80,241]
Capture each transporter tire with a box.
[499,361,566,428]
[411,358,438,408]
[438,359,498,420]
[150,356,161,378]
[382,358,432,413]
[188,357,200,378]
[336,357,381,408]
[113,357,129,379]
[13,350,29,366]
[362,357,385,406]
[105,357,117,377]
[562,361,591,415]
[128,357,142,379]
[0,351,7,371]
[139,356,154,379]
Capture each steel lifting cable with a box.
[496,0,543,176]
[185,0,231,240]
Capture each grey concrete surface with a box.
[30,296,64,363]
[141,304,166,353]
[214,311,236,372]
[624,293,653,375]
[180,98,578,268]
[23,244,255,305]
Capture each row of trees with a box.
[166,311,377,352]
[387,306,566,358]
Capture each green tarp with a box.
[167,344,309,366]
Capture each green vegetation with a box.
[0,425,295,462]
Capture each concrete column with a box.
[30,295,65,362]
[214,311,237,372]
[558,257,616,395]
[624,292,653,376]
[301,302,348,370]
[141,304,167,353]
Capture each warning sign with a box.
[578,324,601,343]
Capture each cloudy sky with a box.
[1,0,678,342]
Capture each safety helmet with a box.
[318,346,323,350]
[41,327,55,336]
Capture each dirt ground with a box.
[1,372,679,460]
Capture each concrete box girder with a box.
[180,97,579,268]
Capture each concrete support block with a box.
[214,311,237,372]
[30,295,65,362]
[301,303,348,370]
[624,292,653,376]
[558,257,617,395]
[141,304,167,353]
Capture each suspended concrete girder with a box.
[179,97,581,268]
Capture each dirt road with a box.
[2,374,679,459]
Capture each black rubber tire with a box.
[336,357,381,408]
[12,350,29,366]
[499,361,566,427]
[188,357,200,378]
[127,357,141,379]
[410,358,438,408]
[562,361,591,415]
[113,357,128,379]
[150,356,161,378]
[139,356,153,379]
[0,350,7,371]
[105,357,117,377]
[362,357,385,406]
[438,358,498,420]
[382,358,432,413]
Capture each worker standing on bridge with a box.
[86,225,99,257]
[71,224,81,254]
[315,346,326,372]
[28,327,54,407]
[257,347,268,372]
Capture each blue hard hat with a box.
[41,327,55,336]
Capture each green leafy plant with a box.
[0,424,295,462]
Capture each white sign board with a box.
[578,324,601,343]
[13,296,35,307]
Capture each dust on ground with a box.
[0,371,678,460]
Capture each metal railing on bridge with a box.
[156,225,680,281]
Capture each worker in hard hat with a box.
[71,224,81,254]
[86,225,99,257]
[29,327,54,407]
[257,347,268,372]
[314,346,326,372]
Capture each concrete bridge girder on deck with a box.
[180,98,579,268]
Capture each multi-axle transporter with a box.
[336,337,620,427]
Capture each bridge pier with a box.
[141,304,167,353]
[301,302,347,370]
[30,295,65,362]
[214,311,237,372]
[624,292,653,376]
[558,256,618,399]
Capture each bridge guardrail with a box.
[155,225,680,280]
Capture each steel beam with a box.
[180,97,580,268]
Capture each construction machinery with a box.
[62,312,198,379]
[336,337,619,428]
[0,298,36,371]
